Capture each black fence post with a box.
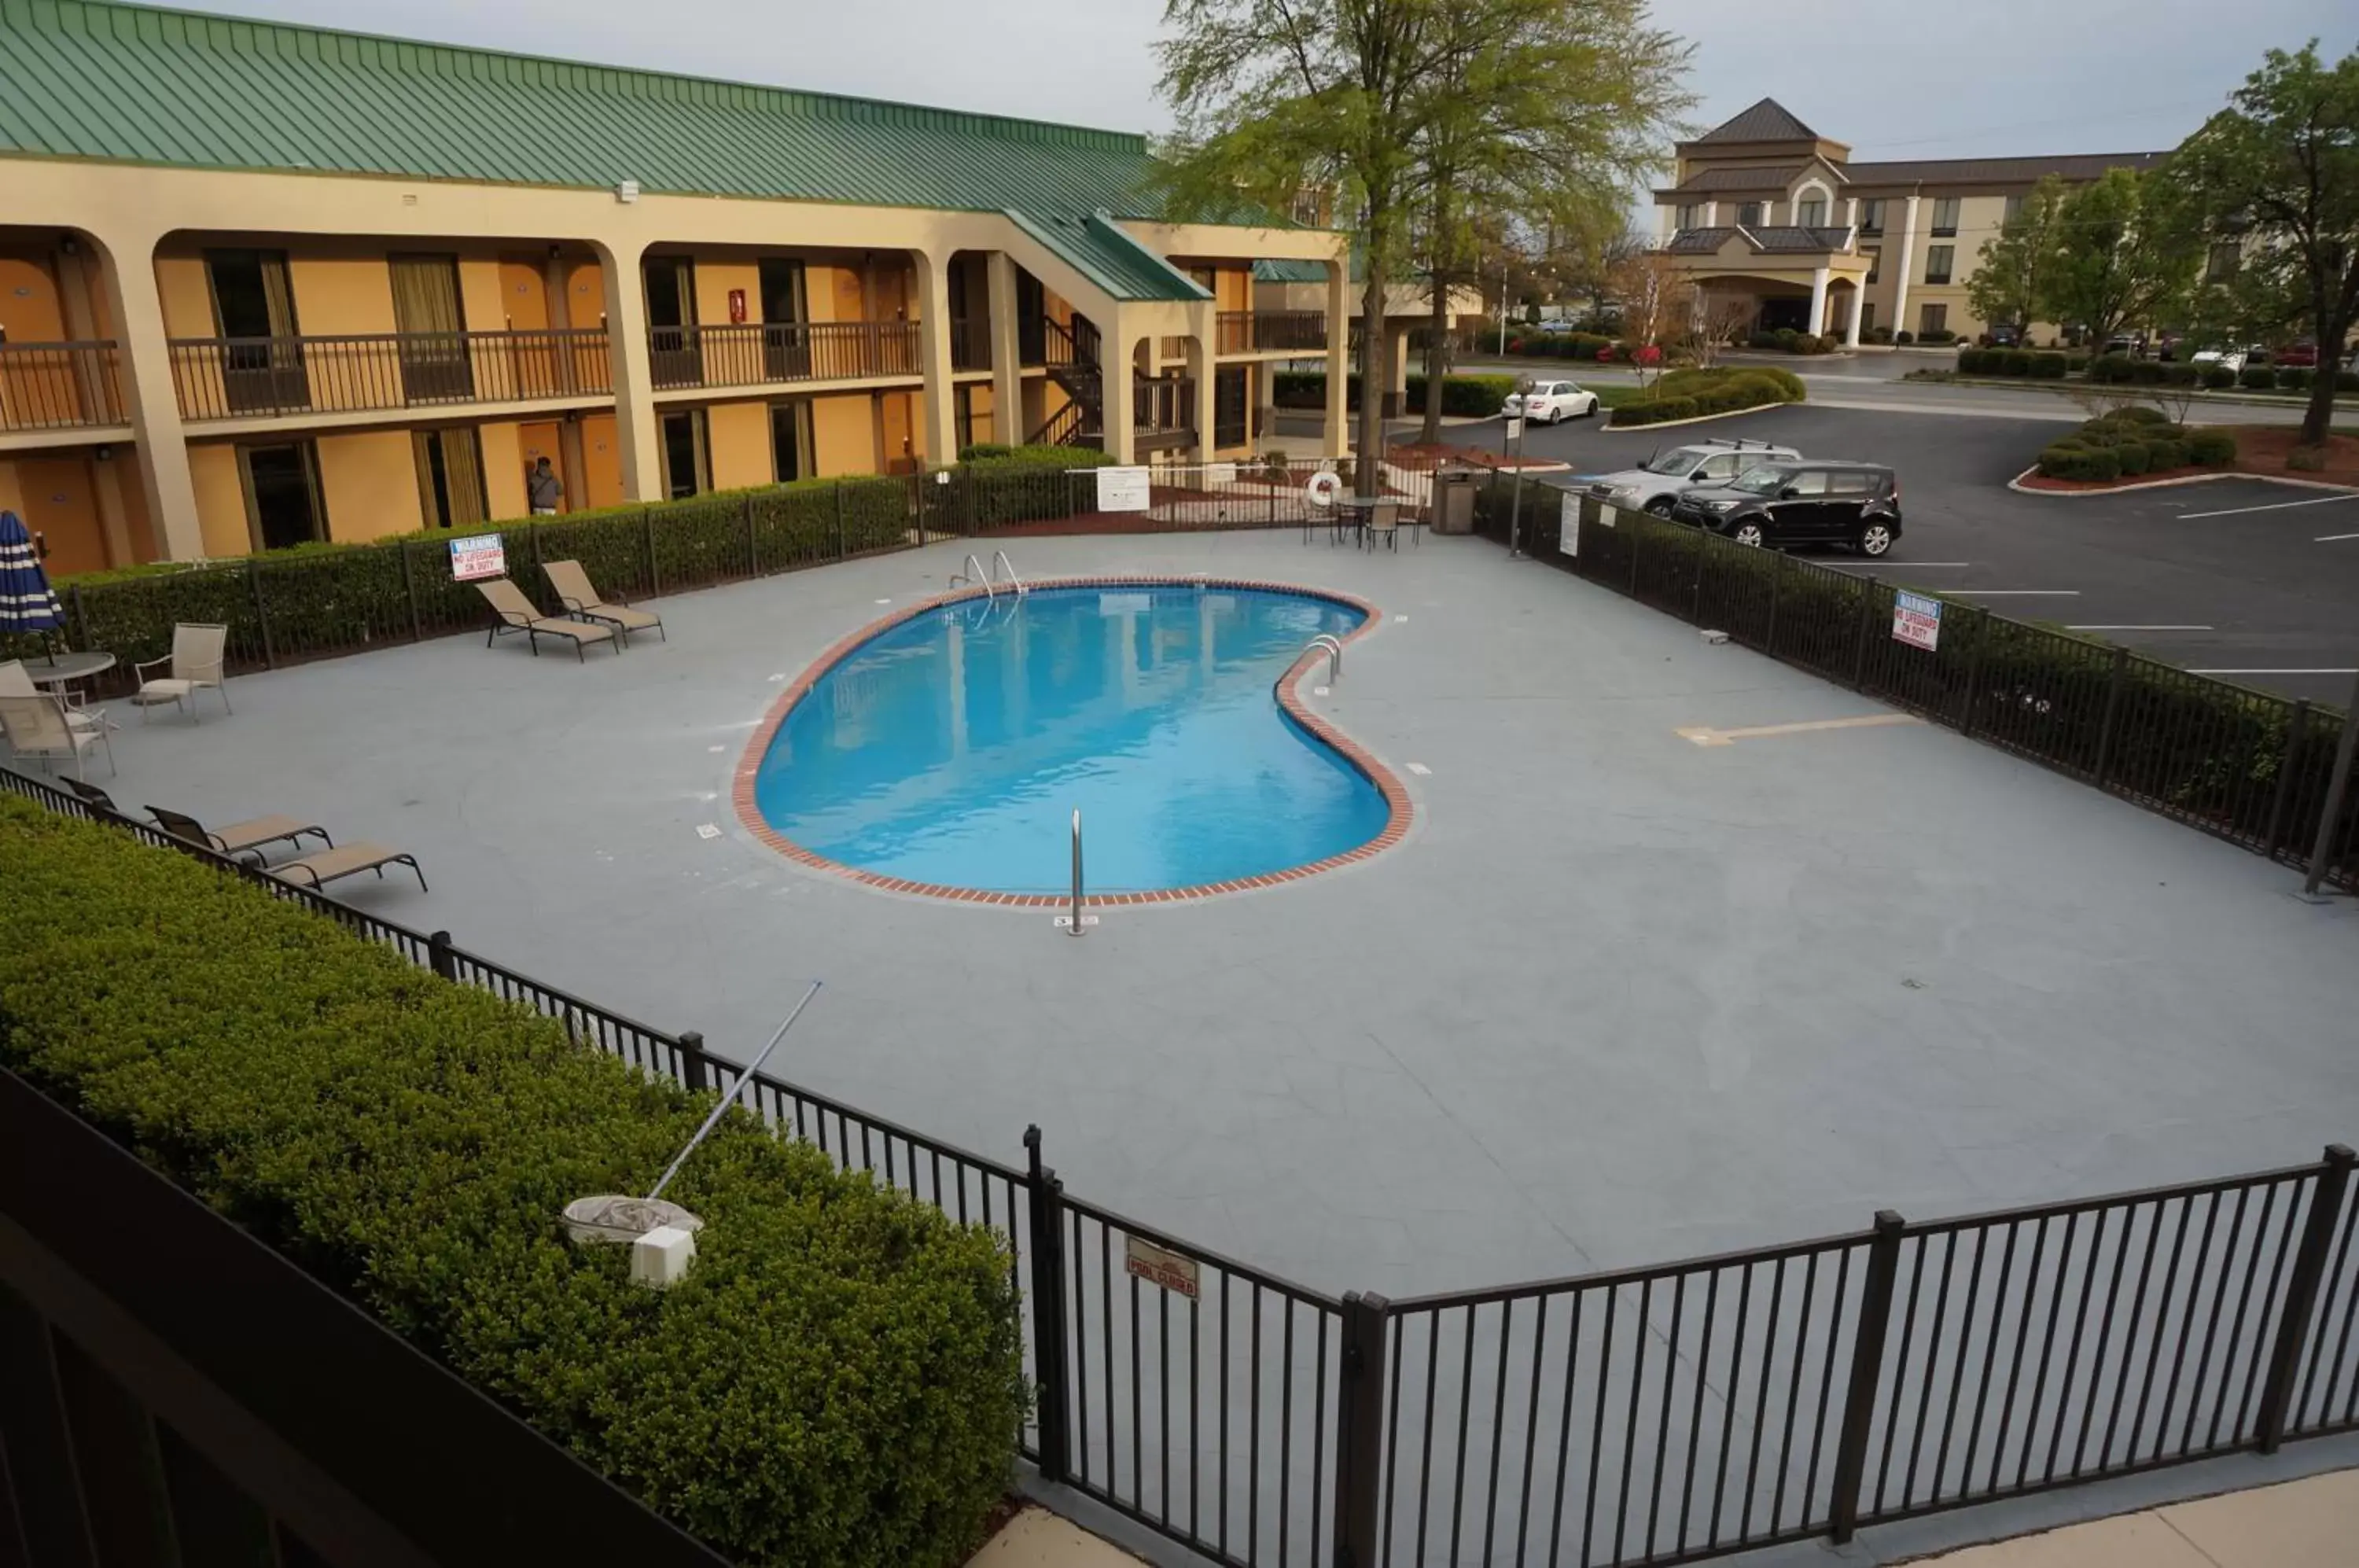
[1766,549,1786,655]
[1690,532,1708,624]
[833,481,847,560]
[2255,1144,2354,1452]
[399,539,423,642]
[744,494,759,577]
[676,1030,709,1095]
[249,558,276,669]
[68,580,87,653]
[427,929,457,983]
[1849,584,1876,691]
[1828,1210,1905,1544]
[642,507,660,596]
[1956,609,1990,738]
[1332,1289,1390,1568]
[1023,1125,1073,1485]
[2262,701,2312,860]
[1628,517,1643,595]
[2092,647,2132,789]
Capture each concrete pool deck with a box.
[64,529,2359,1299]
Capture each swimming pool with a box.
[745,582,1400,897]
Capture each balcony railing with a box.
[950,317,988,373]
[0,341,125,432]
[648,322,922,392]
[1216,311,1329,354]
[168,329,612,422]
[1135,376,1195,445]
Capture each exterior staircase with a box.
[1029,315,1104,449]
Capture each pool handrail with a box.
[992,550,1026,596]
[1305,633,1343,684]
[951,554,996,600]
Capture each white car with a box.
[1503,381,1599,424]
[2190,347,2248,374]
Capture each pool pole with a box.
[1069,808,1086,936]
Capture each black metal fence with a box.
[168,329,612,419]
[0,339,125,430]
[648,321,923,390]
[1470,476,2359,894]
[8,483,2359,1568]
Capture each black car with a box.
[1668,461,1903,555]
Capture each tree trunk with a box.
[2300,287,2340,447]
[1356,260,1389,499]
[1419,271,1449,446]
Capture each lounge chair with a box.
[130,623,230,722]
[1,660,105,733]
[147,804,332,863]
[270,842,428,893]
[0,692,114,779]
[476,580,617,661]
[543,560,664,644]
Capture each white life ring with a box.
[1305,470,1345,507]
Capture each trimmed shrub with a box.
[1957,348,1990,373]
[2239,365,2277,389]
[2144,437,2190,471]
[1895,330,1915,345]
[2160,363,2199,385]
[2127,359,2170,385]
[2103,405,2170,427]
[2113,440,2153,477]
[2277,366,2314,392]
[1864,326,1894,344]
[2038,444,2122,481]
[2336,370,2359,392]
[1999,349,2033,376]
[2030,353,2069,379]
[2066,353,2091,373]
[2187,429,2238,465]
[1272,370,1515,416]
[0,802,1026,1568]
[1609,395,1700,426]
[2203,365,2238,388]
[2088,354,2136,384]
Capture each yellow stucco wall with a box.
[705,399,772,490]
[809,392,874,477]
[580,413,625,508]
[153,252,216,337]
[289,255,397,336]
[457,255,509,334]
[188,443,250,557]
[479,420,528,520]
[315,429,421,543]
[564,258,606,330]
[692,260,758,329]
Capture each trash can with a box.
[1434,469,1478,535]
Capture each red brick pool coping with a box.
[731,576,1412,907]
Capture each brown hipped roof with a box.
[1695,98,1820,144]
[1662,164,1807,196]
[1841,151,2169,186]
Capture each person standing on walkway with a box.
[528,457,563,516]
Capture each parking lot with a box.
[1514,403,2359,704]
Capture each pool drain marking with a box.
[1676,713,1923,747]
[1314,685,1330,696]
[695,824,721,840]
[707,744,726,753]
[1405,762,1432,775]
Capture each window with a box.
[206,248,307,414]
[1696,454,1745,481]
[1924,245,1955,285]
[1931,197,1960,237]
[1919,303,1949,337]
[1859,199,1885,235]
[771,399,815,480]
[2004,193,2025,224]
[2206,241,2243,283]
[1863,248,1881,285]
[1676,203,1701,230]
[389,252,471,401]
[1737,202,1764,227]
[1828,470,1879,495]
[239,442,325,550]
[412,427,486,530]
[1783,469,1832,497]
[1797,197,1827,226]
[659,409,708,499]
[1214,366,1249,449]
[1860,302,1876,334]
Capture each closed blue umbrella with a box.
[0,509,65,663]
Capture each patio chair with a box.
[269,841,428,894]
[0,692,114,779]
[147,804,333,863]
[1364,500,1402,552]
[129,623,230,723]
[543,560,664,644]
[0,660,104,733]
[476,579,617,662]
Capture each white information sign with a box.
[1559,491,1581,557]
[1203,462,1238,486]
[1595,502,1617,529]
[1504,417,1525,444]
[448,535,506,582]
[1095,466,1152,513]
[1892,591,1943,652]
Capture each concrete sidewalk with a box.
[966,1507,1139,1566]
[1908,1467,2359,1566]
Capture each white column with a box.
[1323,259,1349,459]
[986,252,1023,447]
[89,229,204,561]
[1704,200,1717,226]
[1188,300,1217,463]
[1842,287,1861,348]
[915,249,957,466]
[594,238,664,502]
[1890,193,1921,340]
[1102,326,1137,465]
[1808,267,1831,336]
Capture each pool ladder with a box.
[1304,634,1344,683]
[951,550,1027,600]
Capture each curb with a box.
[2005,465,2359,499]
[1916,374,2357,412]
[1602,400,1797,434]
[730,576,1412,908]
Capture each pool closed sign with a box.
[1124,1235,1202,1299]
[1892,591,1942,653]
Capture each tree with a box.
[1608,249,1695,390]
[2031,167,2202,358]
[1155,0,1689,481]
[1686,289,1756,367]
[1967,174,2067,334]
[2169,41,2359,447]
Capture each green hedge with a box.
[1270,370,1518,417]
[2035,410,2236,480]
[1609,366,1805,428]
[0,799,1025,1566]
[2240,365,2277,389]
[2037,444,2121,481]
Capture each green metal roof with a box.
[0,0,1216,300]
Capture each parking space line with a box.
[1676,713,1923,747]
[2317,532,2359,543]
[2188,668,2358,676]
[2068,624,2215,631]
[1838,561,1971,568]
[1944,589,2081,596]
[2177,493,2359,520]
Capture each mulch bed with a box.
[1386,440,1566,473]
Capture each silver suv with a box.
[1587,438,1802,515]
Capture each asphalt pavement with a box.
[1503,403,2359,705]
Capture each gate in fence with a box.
[4,764,2355,1568]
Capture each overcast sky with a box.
[185,0,2350,167]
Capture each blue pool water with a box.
[752,585,1389,893]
